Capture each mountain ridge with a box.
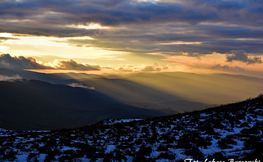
[0,79,166,130]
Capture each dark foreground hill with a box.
[0,80,166,130]
[0,95,263,161]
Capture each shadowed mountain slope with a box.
[0,68,210,113]
[0,80,166,130]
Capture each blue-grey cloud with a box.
[214,1,245,11]
[0,0,260,29]
[64,33,263,55]
[226,50,262,64]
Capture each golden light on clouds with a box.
[0,0,262,78]
[67,23,111,30]
[161,52,263,76]
[2,30,263,78]
[0,32,131,65]
[164,53,225,67]
[0,46,9,51]
[0,33,12,37]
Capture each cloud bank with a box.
[0,54,100,71]
[0,0,262,77]
[0,0,262,57]
[0,54,166,72]
[0,54,53,69]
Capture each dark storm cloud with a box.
[0,0,262,56]
[0,54,101,70]
[226,50,262,64]
[0,0,252,29]
[0,54,53,69]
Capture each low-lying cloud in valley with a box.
[0,74,22,81]
[68,83,95,90]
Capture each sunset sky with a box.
[0,0,263,77]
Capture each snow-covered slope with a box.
[1,95,263,161]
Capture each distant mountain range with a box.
[0,79,165,130]
[1,68,263,130]
[0,68,210,113]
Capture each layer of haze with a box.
[50,71,263,113]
